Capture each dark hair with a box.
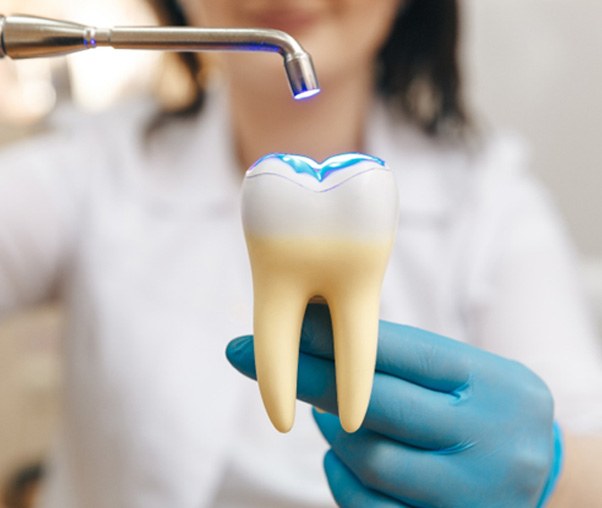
[146,0,467,137]
[378,0,467,136]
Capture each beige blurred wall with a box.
[0,306,62,486]
[463,0,602,259]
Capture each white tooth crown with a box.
[241,153,399,433]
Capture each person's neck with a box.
[227,72,374,171]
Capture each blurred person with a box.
[0,1,601,507]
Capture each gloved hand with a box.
[226,304,563,508]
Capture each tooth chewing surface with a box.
[242,154,398,433]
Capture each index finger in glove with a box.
[301,304,472,393]
[227,333,468,449]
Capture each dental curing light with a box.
[0,14,320,100]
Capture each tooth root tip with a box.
[265,407,295,433]
[341,420,363,434]
[339,409,367,433]
[272,418,294,433]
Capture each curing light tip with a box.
[294,89,321,100]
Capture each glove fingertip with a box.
[225,335,256,378]
[323,449,339,473]
[312,407,341,444]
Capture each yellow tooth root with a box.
[247,236,393,433]
[329,288,381,433]
[325,244,390,432]
[248,237,313,433]
[253,271,308,433]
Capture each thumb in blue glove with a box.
[226,304,562,508]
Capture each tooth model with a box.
[241,153,399,433]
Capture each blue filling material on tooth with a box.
[249,153,386,182]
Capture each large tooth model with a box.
[241,153,399,433]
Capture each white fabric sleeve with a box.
[465,140,602,433]
[0,127,89,319]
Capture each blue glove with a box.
[227,304,563,508]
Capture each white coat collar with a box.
[141,92,473,221]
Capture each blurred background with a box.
[0,0,601,505]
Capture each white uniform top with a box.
[0,92,601,508]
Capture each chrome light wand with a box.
[0,14,320,100]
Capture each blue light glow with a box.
[294,89,321,100]
[250,153,386,182]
